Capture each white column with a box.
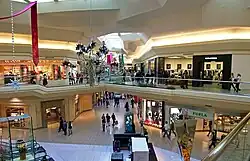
[142,99,146,121]
[164,104,171,124]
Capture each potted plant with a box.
[18,143,27,160]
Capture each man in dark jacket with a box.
[58,117,63,132]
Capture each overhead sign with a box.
[187,109,213,120]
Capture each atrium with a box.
[0,0,250,161]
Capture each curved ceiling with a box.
[0,0,250,60]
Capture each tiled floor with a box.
[2,100,213,161]
[39,142,200,161]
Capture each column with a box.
[64,96,75,122]
[27,101,42,129]
[142,99,146,121]
[164,103,171,124]
[154,58,158,84]
[157,57,165,84]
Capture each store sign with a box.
[205,57,217,60]
[188,109,213,120]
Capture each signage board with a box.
[187,109,213,120]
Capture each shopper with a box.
[163,121,170,139]
[58,117,64,133]
[207,121,213,137]
[106,100,110,108]
[101,114,106,132]
[230,73,237,92]
[209,131,217,149]
[42,74,48,86]
[106,113,111,127]
[68,121,73,136]
[235,73,241,93]
[169,120,177,137]
[111,113,116,126]
[125,102,129,112]
[131,98,135,109]
[63,120,67,136]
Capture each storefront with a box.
[0,59,67,85]
[41,99,65,128]
[142,99,165,128]
[192,54,232,89]
[215,114,242,133]
[0,98,29,128]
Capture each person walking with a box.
[111,113,116,126]
[106,100,110,108]
[101,114,106,132]
[235,74,241,93]
[207,121,213,137]
[131,98,135,109]
[42,74,48,86]
[63,120,67,136]
[58,117,64,133]
[125,102,129,112]
[169,120,177,137]
[230,73,237,91]
[209,131,217,149]
[163,121,170,139]
[106,113,111,127]
[68,121,73,136]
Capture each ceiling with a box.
[0,0,250,59]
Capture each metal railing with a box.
[202,112,250,161]
[1,74,250,96]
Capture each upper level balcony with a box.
[0,75,249,114]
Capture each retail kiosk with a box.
[131,137,149,161]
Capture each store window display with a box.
[5,108,25,128]
[144,100,163,128]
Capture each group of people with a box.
[29,73,48,86]
[230,73,241,93]
[101,113,117,132]
[162,120,176,139]
[68,72,84,85]
[58,117,73,136]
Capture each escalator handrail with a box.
[202,112,250,161]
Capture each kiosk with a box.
[131,137,149,161]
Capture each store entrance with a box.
[41,99,65,128]
[193,54,232,89]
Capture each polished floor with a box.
[30,100,213,161]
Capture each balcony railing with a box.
[1,74,250,96]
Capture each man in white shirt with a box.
[163,121,170,138]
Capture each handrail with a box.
[202,112,250,161]
[110,76,250,84]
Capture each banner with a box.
[31,3,39,66]
[175,119,197,161]
[0,2,36,20]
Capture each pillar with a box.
[142,99,146,121]
[64,96,75,122]
[27,101,42,129]
[164,104,171,124]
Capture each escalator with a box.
[202,112,250,161]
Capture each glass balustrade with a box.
[1,74,250,96]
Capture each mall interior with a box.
[0,0,250,161]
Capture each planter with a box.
[20,151,26,160]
